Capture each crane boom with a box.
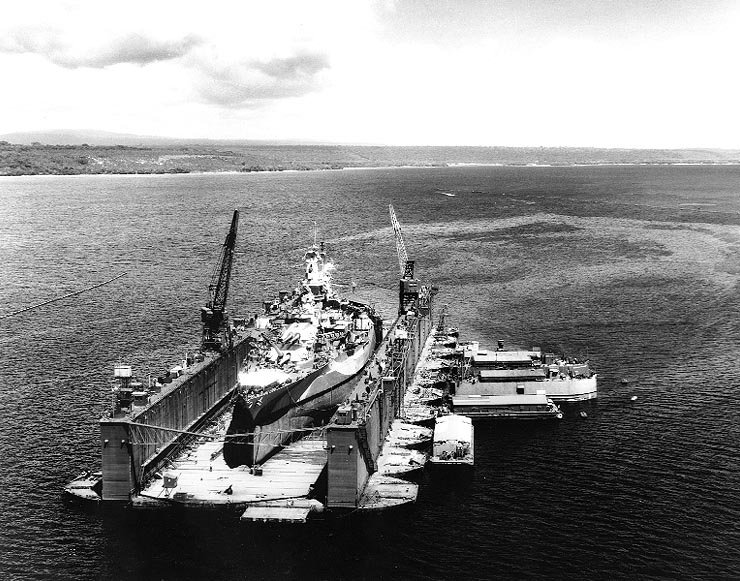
[389,204,413,278]
[389,204,423,314]
[201,209,239,351]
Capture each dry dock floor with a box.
[137,437,327,507]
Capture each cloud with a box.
[193,51,331,106]
[255,53,329,81]
[0,26,201,68]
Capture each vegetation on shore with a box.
[2,141,740,176]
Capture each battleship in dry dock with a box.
[223,241,382,468]
[64,205,435,511]
[63,201,597,517]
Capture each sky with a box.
[1,0,739,148]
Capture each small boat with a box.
[419,358,454,372]
[430,414,473,468]
[377,449,427,478]
[407,386,444,406]
[386,421,433,449]
[416,388,444,406]
[403,404,437,425]
[63,471,102,501]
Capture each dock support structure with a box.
[99,337,251,500]
[326,308,434,509]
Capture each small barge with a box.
[429,414,474,468]
[452,392,563,420]
[457,341,597,402]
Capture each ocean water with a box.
[1,165,739,580]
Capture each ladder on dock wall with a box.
[356,423,376,473]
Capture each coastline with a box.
[3,160,740,178]
[4,142,740,177]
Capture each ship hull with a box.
[224,330,378,467]
[294,332,378,414]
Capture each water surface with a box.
[1,165,739,579]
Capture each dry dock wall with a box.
[100,337,251,500]
[326,312,433,508]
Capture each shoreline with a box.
[3,160,740,178]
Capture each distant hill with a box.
[0,129,330,147]
[0,129,172,146]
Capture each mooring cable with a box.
[0,272,127,320]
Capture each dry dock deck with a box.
[136,436,327,507]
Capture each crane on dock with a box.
[201,209,239,351]
[389,204,414,280]
[389,204,428,315]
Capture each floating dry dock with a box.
[76,206,597,521]
[92,277,438,521]
[71,207,458,521]
[125,308,437,518]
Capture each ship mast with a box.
[201,209,239,351]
